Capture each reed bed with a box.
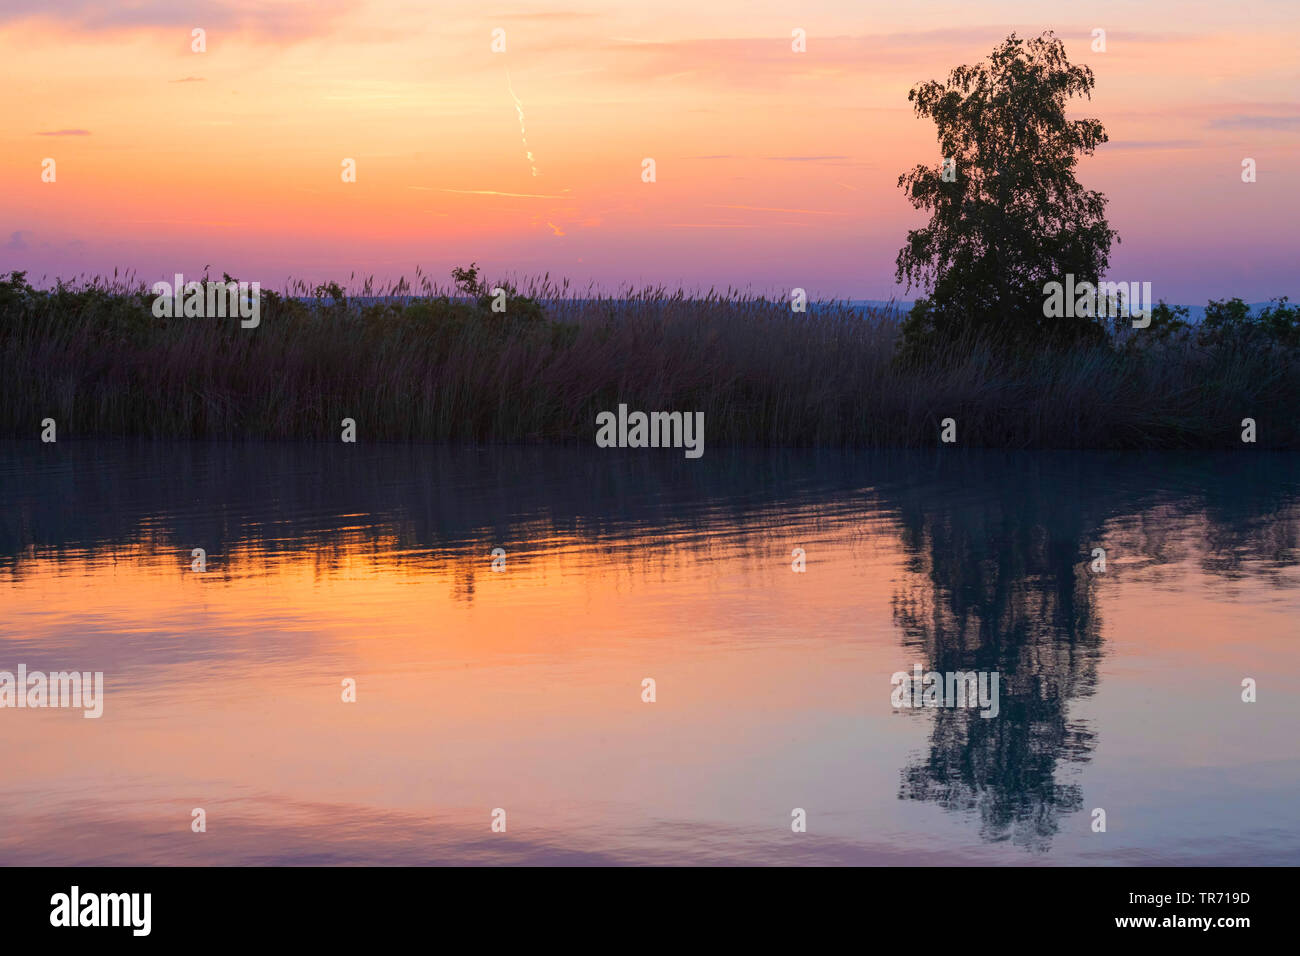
[2,269,1297,448]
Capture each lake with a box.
[2,441,1298,865]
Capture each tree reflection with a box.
[885,450,1300,850]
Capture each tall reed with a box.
[2,270,1297,448]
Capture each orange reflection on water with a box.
[2,446,1299,864]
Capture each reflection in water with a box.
[1,442,1299,864]
[890,453,1300,852]
[890,458,1104,851]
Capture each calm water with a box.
[2,441,1298,865]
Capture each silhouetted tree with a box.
[895,32,1118,357]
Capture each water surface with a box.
[2,442,1298,864]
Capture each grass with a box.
[2,268,1298,448]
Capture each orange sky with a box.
[2,1,1298,299]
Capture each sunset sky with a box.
[2,0,1297,300]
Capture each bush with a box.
[1200,297,1300,350]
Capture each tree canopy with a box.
[895,32,1118,355]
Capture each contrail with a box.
[506,69,539,177]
